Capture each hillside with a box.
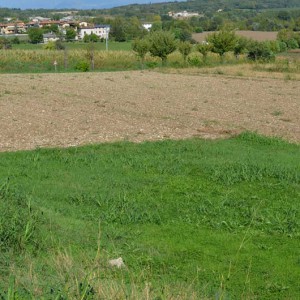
[100,0,300,16]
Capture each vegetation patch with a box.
[0,133,299,299]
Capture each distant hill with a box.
[100,0,300,16]
[0,0,183,10]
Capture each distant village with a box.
[0,14,111,42]
[0,10,202,43]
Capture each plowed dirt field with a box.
[0,71,299,151]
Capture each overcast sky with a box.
[0,0,183,9]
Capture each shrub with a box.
[286,39,299,50]
[194,27,203,33]
[0,37,12,50]
[206,30,236,59]
[278,41,288,52]
[247,41,275,62]
[28,28,43,44]
[148,31,177,65]
[197,42,212,62]
[187,54,202,67]
[132,38,150,67]
[178,41,192,62]
[83,33,99,43]
[74,60,90,72]
[265,40,281,54]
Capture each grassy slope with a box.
[0,133,299,299]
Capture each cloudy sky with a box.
[0,0,182,9]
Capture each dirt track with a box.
[0,71,299,152]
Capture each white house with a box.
[78,25,110,40]
[142,23,152,31]
[43,33,59,43]
[168,11,200,19]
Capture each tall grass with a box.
[0,47,271,74]
[0,133,299,298]
[1,46,300,75]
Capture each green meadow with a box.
[0,132,299,299]
[13,41,132,51]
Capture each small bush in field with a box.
[178,41,192,62]
[188,54,202,67]
[247,41,275,62]
[74,60,90,72]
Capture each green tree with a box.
[126,16,145,40]
[150,21,163,32]
[247,41,275,62]
[111,17,126,42]
[148,31,177,65]
[11,36,20,44]
[132,38,150,68]
[28,27,43,44]
[178,41,192,63]
[65,28,77,42]
[49,24,59,34]
[233,36,248,59]
[197,42,212,62]
[206,30,236,60]
[0,37,12,49]
[83,33,99,43]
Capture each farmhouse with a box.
[168,11,201,19]
[78,24,110,40]
[0,22,26,34]
[43,33,59,43]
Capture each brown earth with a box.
[193,31,278,42]
[0,70,299,152]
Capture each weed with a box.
[271,110,283,116]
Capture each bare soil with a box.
[193,31,278,43]
[0,70,299,152]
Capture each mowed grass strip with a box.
[0,132,299,299]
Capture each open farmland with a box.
[193,31,278,43]
[0,70,299,299]
[0,70,299,152]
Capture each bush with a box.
[0,37,12,50]
[278,41,288,52]
[265,40,281,54]
[74,60,90,72]
[148,31,177,65]
[83,33,99,43]
[187,54,202,67]
[178,41,192,62]
[247,41,275,62]
[195,27,203,33]
[206,30,237,59]
[132,38,150,67]
[286,39,299,50]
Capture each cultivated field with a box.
[193,31,278,42]
[0,70,299,152]
[0,70,299,299]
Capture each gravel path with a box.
[0,71,299,152]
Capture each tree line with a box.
[131,29,300,67]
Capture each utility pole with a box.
[105,26,109,51]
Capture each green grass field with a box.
[0,132,299,299]
[13,41,132,51]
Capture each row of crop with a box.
[0,36,299,73]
